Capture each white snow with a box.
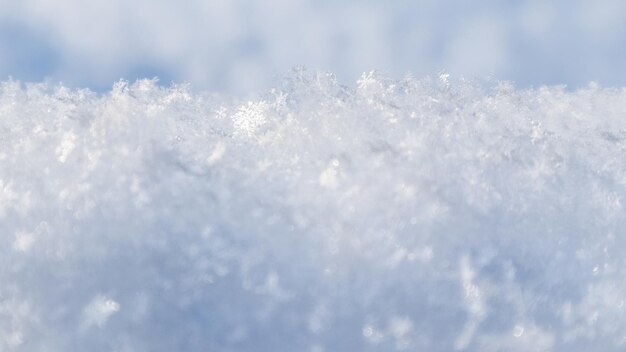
[2,72,626,351]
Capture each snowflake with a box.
[232,101,268,137]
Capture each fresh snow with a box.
[2,71,626,351]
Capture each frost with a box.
[2,73,626,351]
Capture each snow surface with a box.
[2,71,626,351]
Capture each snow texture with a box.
[1,71,626,351]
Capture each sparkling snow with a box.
[2,71,626,351]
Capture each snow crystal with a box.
[2,72,626,351]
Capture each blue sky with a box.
[1,0,625,94]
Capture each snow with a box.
[2,71,626,351]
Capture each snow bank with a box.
[2,71,626,351]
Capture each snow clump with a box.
[2,71,626,351]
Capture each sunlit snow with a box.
[2,71,626,351]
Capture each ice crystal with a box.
[1,73,626,351]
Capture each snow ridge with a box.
[2,72,626,351]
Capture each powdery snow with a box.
[1,71,626,351]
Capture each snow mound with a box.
[2,72,626,351]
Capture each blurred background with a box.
[1,0,625,94]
